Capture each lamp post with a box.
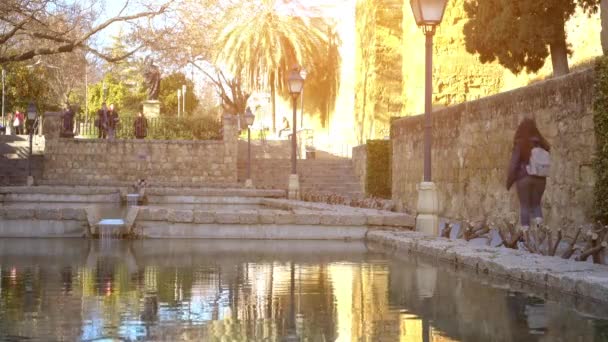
[26,102,37,186]
[177,89,182,117]
[244,107,255,188]
[182,84,187,116]
[286,67,304,200]
[299,69,307,129]
[1,68,5,128]
[410,0,448,235]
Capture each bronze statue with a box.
[143,56,161,100]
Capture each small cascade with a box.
[97,219,126,242]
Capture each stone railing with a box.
[42,114,238,187]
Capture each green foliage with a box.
[365,140,391,198]
[87,74,144,118]
[159,72,199,116]
[463,0,599,75]
[1,63,53,114]
[593,56,608,223]
[111,115,222,140]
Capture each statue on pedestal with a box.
[143,57,161,100]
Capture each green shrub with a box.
[593,56,608,223]
[365,139,391,198]
[113,115,222,140]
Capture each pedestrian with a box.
[133,111,148,139]
[107,103,119,139]
[278,116,290,138]
[506,118,551,230]
[97,103,108,139]
[14,110,24,135]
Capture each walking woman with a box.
[506,118,551,229]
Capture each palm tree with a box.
[215,0,339,132]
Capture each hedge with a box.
[365,139,392,198]
[594,56,608,224]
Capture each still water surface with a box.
[0,239,606,341]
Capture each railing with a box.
[74,116,222,140]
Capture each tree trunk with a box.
[602,0,608,55]
[270,72,276,133]
[549,16,570,76]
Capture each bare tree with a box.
[0,0,176,64]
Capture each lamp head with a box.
[244,107,255,126]
[410,0,448,27]
[287,66,304,96]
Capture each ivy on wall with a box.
[365,140,391,198]
[593,56,608,223]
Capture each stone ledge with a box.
[366,230,608,303]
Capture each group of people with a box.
[95,102,148,139]
[1,111,27,135]
[96,103,120,139]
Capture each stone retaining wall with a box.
[42,115,238,186]
[391,69,596,231]
[0,207,87,237]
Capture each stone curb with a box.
[366,230,608,303]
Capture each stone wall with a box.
[42,115,238,186]
[352,144,367,193]
[391,69,596,230]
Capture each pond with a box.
[0,239,606,341]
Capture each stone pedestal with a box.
[42,112,63,140]
[416,181,439,235]
[143,100,161,118]
[288,174,300,200]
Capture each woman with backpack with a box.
[507,118,551,229]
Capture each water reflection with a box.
[0,239,606,341]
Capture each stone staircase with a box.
[237,140,364,198]
[0,135,44,186]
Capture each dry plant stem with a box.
[441,223,452,238]
[523,230,537,253]
[576,241,608,262]
[547,228,554,256]
[562,227,582,259]
[549,229,562,256]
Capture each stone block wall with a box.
[353,144,367,193]
[42,115,238,186]
[391,69,596,230]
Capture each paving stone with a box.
[193,210,215,223]
[294,210,321,225]
[215,211,240,224]
[35,208,62,220]
[167,210,194,223]
[61,208,87,220]
[238,210,259,224]
[274,212,295,225]
[366,214,384,226]
[383,214,416,227]
[6,208,34,219]
[139,208,168,221]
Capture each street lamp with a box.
[299,68,307,128]
[177,89,182,117]
[286,66,304,200]
[182,84,187,116]
[244,107,255,188]
[26,102,37,186]
[410,0,448,235]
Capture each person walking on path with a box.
[506,118,551,230]
[97,103,108,139]
[134,111,148,139]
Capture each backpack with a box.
[526,147,550,177]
